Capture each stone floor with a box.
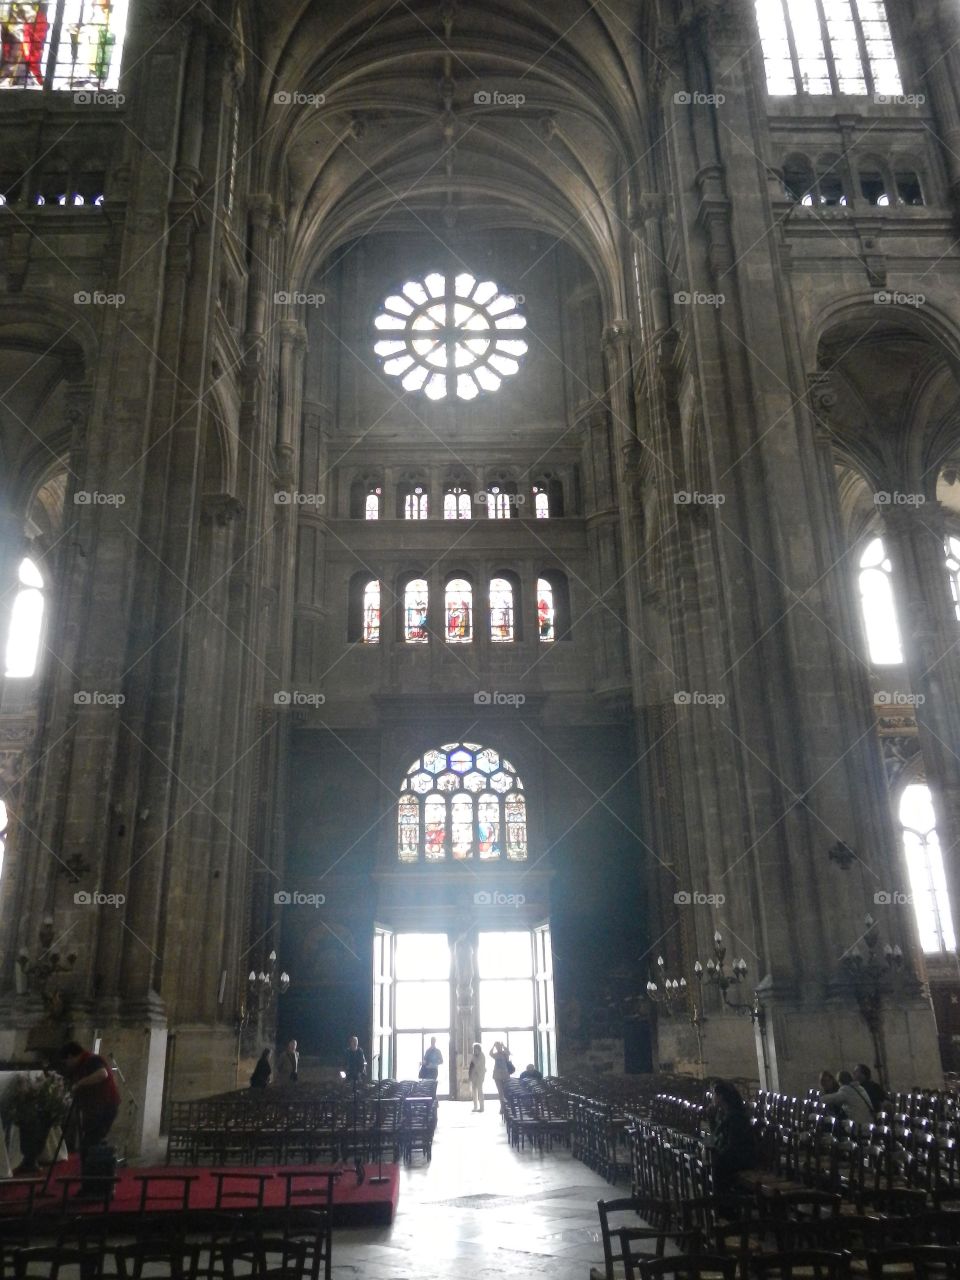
[333,1101,614,1280]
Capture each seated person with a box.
[819,1069,874,1127]
[518,1063,543,1085]
[704,1079,756,1196]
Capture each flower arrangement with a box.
[3,1071,71,1129]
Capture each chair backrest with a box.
[637,1252,738,1280]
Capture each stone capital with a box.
[602,321,633,351]
[200,493,244,527]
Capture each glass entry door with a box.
[477,931,536,1074]
[393,933,452,1097]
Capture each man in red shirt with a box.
[61,1041,120,1179]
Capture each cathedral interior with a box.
[1,0,959,1158]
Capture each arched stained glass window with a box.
[490,578,515,643]
[443,487,472,520]
[858,537,902,665]
[6,557,44,678]
[537,578,556,644]
[404,487,428,520]
[398,743,526,862]
[899,783,956,953]
[404,579,429,643]
[445,578,472,643]
[362,580,380,644]
[533,488,550,519]
[365,487,382,520]
[486,486,512,519]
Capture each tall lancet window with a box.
[6,557,45,677]
[899,783,956,953]
[858,537,903,665]
[755,1,902,97]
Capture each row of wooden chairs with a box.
[10,1236,322,1280]
[502,1086,571,1151]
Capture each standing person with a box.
[468,1043,486,1112]
[420,1037,443,1082]
[250,1048,271,1089]
[854,1064,886,1112]
[276,1038,299,1085]
[60,1042,120,1195]
[489,1041,513,1115]
[344,1036,367,1083]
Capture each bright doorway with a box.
[372,924,556,1094]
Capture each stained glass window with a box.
[398,794,420,862]
[398,743,526,862]
[487,486,511,519]
[505,794,527,860]
[0,0,127,91]
[374,272,527,401]
[858,537,902,664]
[404,487,428,520]
[490,577,515,643]
[445,578,472,643]
[537,578,556,643]
[5,557,44,677]
[755,0,902,97]
[443,487,472,520]
[404,578,429,643]
[533,488,550,519]
[362,580,380,644]
[424,794,446,860]
[899,783,956,953]
[365,487,381,520]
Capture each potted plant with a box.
[2,1071,71,1174]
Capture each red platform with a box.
[1,1158,399,1227]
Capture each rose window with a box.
[373,272,527,401]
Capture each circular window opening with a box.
[373,271,528,401]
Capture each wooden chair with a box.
[636,1253,738,1280]
[277,1171,338,1280]
[865,1247,960,1280]
[747,1251,851,1280]
[210,1171,274,1212]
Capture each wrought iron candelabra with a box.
[841,914,903,1088]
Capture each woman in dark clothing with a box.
[706,1079,755,1197]
[250,1048,271,1089]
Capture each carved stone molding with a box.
[602,321,633,351]
[200,493,244,527]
